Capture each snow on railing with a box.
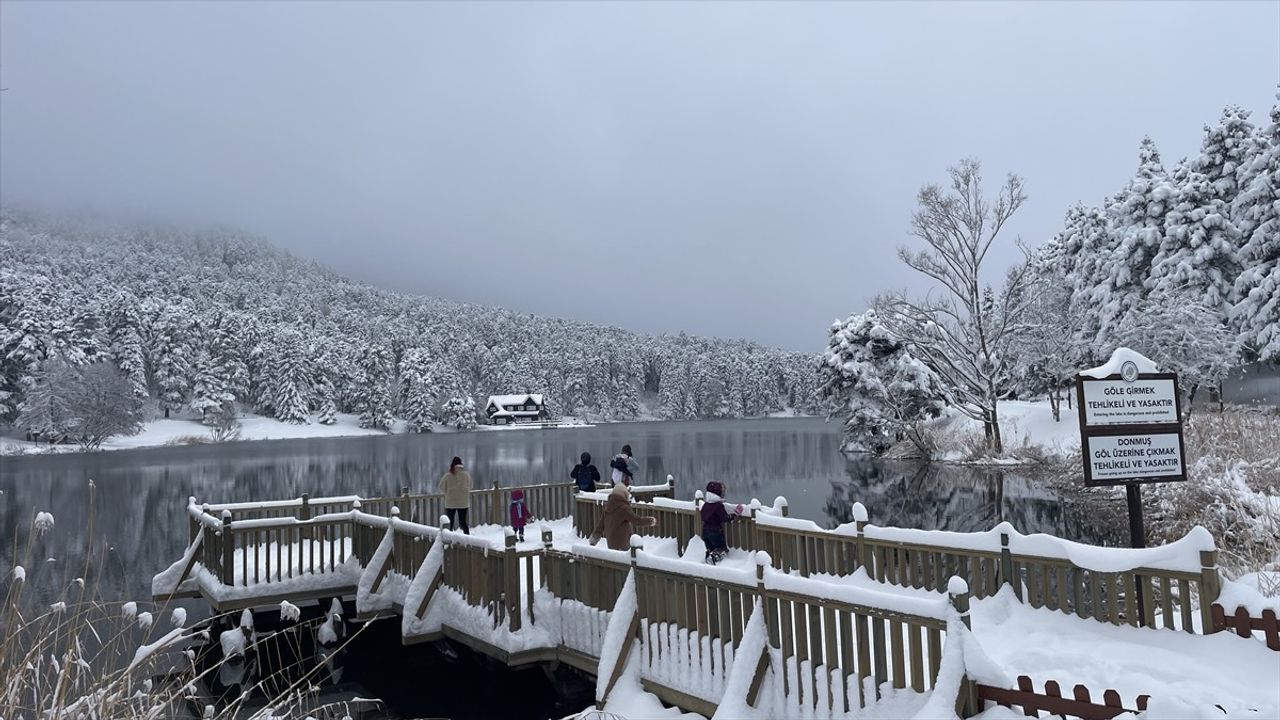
[201,494,362,512]
[751,503,1215,575]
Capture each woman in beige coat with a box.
[590,482,657,551]
[440,456,473,534]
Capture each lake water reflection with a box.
[0,417,1122,605]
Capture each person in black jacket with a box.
[571,452,601,492]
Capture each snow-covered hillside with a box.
[0,211,821,446]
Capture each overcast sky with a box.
[1,2,1277,351]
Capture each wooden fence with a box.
[573,495,1220,633]
[187,504,365,590]
[1210,603,1280,650]
[975,676,1150,719]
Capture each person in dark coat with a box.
[701,481,744,564]
[571,452,601,493]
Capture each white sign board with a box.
[1080,378,1178,426]
[1085,433,1184,482]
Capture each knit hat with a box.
[705,481,724,497]
[621,444,632,456]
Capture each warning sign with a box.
[1085,433,1185,484]
[1076,363,1187,488]
[1080,377,1179,426]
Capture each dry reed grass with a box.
[1,481,373,719]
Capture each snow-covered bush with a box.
[821,308,946,455]
[1146,407,1280,580]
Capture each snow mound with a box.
[1081,347,1160,378]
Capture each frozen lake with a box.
[0,417,1122,605]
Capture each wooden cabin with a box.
[485,393,546,424]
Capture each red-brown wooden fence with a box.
[975,676,1149,719]
[1209,604,1280,651]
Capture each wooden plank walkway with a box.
[154,480,1228,717]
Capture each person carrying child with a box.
[701,481,744,565]
[509,488,532,542]
[610,444,639,486]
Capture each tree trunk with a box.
[164,406,170,419]
[1049,386,1061,422]
[1184,385,1198,421]
[990,401,1003,454]
[1065,381,1072,410]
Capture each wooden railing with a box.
[572,493,785,554]
[574,494,1220,633]
[186,503,367,590]
[183,481,1221,636]
[617,542,958,715]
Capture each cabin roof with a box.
[486,394,545,408]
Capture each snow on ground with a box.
[971,587,1280,717]
[0,412,406,455]
[927,399,1081,463]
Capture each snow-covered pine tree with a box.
[269,327,311,424]
[398,347,435,433]
[442,395,478,430]
[151,304,195,419]
[1056,204,1112,356]
[357,343,394,431]
[188,349,234,423]
[1096,138,1175,344]
[1149,107,1254,317]
[657,357,692,419]
[208,312,250,403]
[1232,92,1280,361]
[104,292,149,401]
[820,308,946,455]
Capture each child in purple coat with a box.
[509,489,532,542]
[701,481,744,564]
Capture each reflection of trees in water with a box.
[825,455,1124,545]
[0,420,846,605]
[1,419,1123,609]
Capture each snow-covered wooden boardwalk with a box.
[154,480,1244,718]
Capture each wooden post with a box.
[948,578,977,717]
[999,532,1019,600]
[747,554,771,706]
[749,503,760,554]
[1199,549,1220,633]
[300,493,310,521]
[777,497,789,517]
[541,527,553,588]
[853,502,869,573]
[400,486,410,522]
[505,532,521,632]
[221,510,234,587]
[492,482,503,526]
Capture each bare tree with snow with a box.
[881,159,1031,453]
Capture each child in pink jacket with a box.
[509,488,532,542]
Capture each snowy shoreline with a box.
[0,410,816,457]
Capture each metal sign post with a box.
[1076,356,1188,626]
